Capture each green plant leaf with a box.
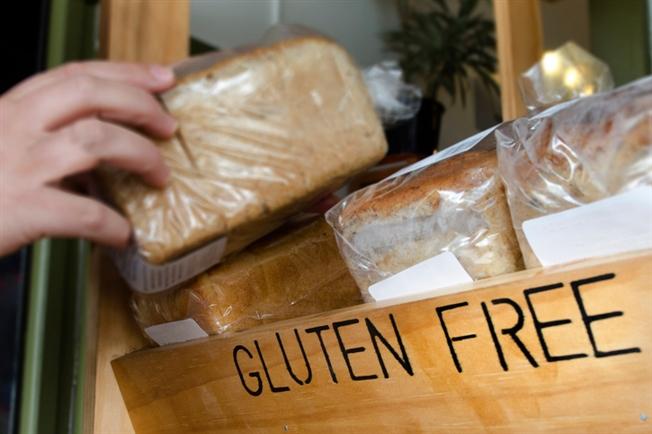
[459,0,479,18]
[431,0,450,14]
[383,0,497,106]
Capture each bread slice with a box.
[101,36,387,264]
[497,78,652,268]
[329,150,524,299]
[131,218,362,336]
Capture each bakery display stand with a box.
[88,1,651,433]
[114,251,651,433]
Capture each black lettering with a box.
[366,314,413,378]
[254,340,290,393]
[305,325,338,383]
[571,273,641,358]
[482,301,507,371]
[436,302,477,373]
[276,329,312,385]
[233,344,263,396]
[333,319,378,381]
[524,283,587,362]
[482,299,538,372]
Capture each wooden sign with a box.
[113,251,651,433]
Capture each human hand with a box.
[0,61,177,256]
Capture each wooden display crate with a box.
[111,250,651,433]
[90,1,651,433]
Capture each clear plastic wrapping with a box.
[497,76,652,268]
[520,41,614,112]
[362,60,422,126]
[131,218,362,337]
[100,26,387,291]
[326,130,524,301]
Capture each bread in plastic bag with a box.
[497,76,652,268]
[520,41,614,113]
[100,28,388,268]
[131,217,362,337]
[326,130,524,301]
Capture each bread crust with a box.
[101,35,387,264]
[330,149,524,298]
[131,218,362,335]
[341,150,497,222]
[174,35,342,86]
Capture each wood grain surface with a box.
[89,251,149,434]
[100,0,189,64]
[493,0,543,120]
[91,1,189,433]
[113,251,652,433]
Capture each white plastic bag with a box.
[363,60,422,126]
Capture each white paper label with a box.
[523,186,652,267]
[107,236,227,294]
[368,251,473,302]
[145,319,209,346]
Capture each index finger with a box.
[23,75,177,138]
[4,61,176,101]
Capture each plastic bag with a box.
[131,218,362,339]
[326,127,524,301]
[363,60,422,126]
[100,25,388,293]
[497,76,652,268]
[520,41,614,112]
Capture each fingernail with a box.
[163,116,178,135]
[159,164,172,186]
[150,64,175,83]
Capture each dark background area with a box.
[1,1,50,433]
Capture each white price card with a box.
[145,319,209,346]
[523,186,652,267]
[369,251,473,302]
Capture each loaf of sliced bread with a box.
[131,218,362,336]
[328,149,524,300]
[101,36,387,264]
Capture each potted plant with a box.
[384,0,498,153]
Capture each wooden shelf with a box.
[110,251,652,433]
[89,2,651,433]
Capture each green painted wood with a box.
[18,1,98,434]
[590,0,651,85]
[19,240,51,434]
[72,241,90,434]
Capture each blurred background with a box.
[0,1,650,434]
[188,0,650,149]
